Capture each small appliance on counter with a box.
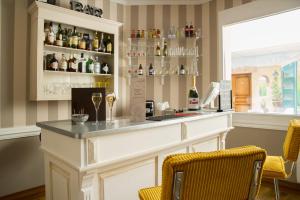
[146,100,155,117]
[72,88,106,122]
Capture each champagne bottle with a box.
[188,76,200,110]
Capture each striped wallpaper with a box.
[0,0,254,128]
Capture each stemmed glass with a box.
[106,93,117,123]
[91,92,102,125]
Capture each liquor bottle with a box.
[59,54,68,71]
[47,22,55,45]
[136,30,141,38]
[79,33,86,50]
[49,53,58,71]
[62,28,68,47]
[131,30,136,38]
[78,53,87,73]
[155,42,161,56]
[44,22,50,43]
[67,29,73,48]
[99,33,106,52]
[138,64,143,75]
[102,63,109,74]
[179,64,186,75]
[185,23,190,37]
[68,54,77,72]
[148,63,155,76]
[162,41,168,57]
[94,56,101,74]
[56,24,63,46]
[106,36,113,54]
[156,29,161,38]
[71,26,79,48]
[84,33,91,50]
[86,56,94,73]
[141,30,145,38]
[93,31,99,51]
[188,76,200,110]
[189,22,194,37]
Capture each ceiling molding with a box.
[110,0,212,5]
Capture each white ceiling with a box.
[110,0,212,5]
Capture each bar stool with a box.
[139,146,266,200]
[262,119,300,200]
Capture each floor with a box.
[1,183,300,200]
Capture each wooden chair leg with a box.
[274,179,280,200]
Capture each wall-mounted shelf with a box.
[44,70,112,77]
[28,1,122,101]
[44,44,113,57]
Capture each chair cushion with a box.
[263,156,287,179]
[139,186,161,200]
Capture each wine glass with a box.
[91,92,102,125]
[106,93,117,123]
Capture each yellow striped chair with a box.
[139,146,266,200]
[262,119,300,200]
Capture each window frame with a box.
[218,0,300,130]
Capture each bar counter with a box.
[37,111,233,200]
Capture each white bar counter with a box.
[37,111,233,200]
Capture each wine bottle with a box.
[136,30,141,38]
[163,41,168,57]
[148,63,155,76]
[138,64,143,75]
[62,28,68,47]
[99,33,106,52]
[68,54,77,72]
[78,53,87,73]
[56,24,63,46]
[188,76,200,110]
[106,35,112,54]
[71,26,78,49]
[155,42,161,56]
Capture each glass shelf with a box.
[44,70,112,77]
[44,44,113,56]
[127,55,200,59]
[128,37,200,42]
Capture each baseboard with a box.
[0,185,45,200]
[262,178,300,193]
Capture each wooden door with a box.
[232,73,252,112]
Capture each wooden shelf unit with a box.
[28,1,122,101]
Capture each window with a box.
[226,8,300,115]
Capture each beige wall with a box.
[7,0,296,197]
